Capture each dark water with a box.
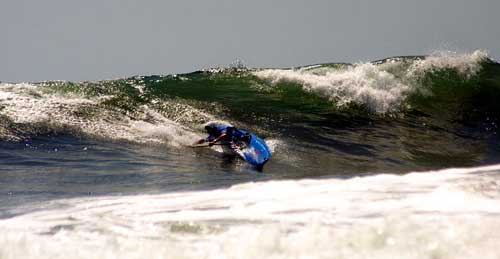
[0,135,281,217]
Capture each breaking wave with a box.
[1,50,499,146]
[254,50,489,113]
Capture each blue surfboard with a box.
[235,130,272,170]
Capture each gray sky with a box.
[1,0,499,82]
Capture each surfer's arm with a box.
[195,137,212,145]
[195,134,217,145]
[208,133,227,146]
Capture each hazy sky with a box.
[1,0,499,82]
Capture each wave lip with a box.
[410,50,488,77]
[255,62,411,113]
[254,50,490,114]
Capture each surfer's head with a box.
[204,121,233,135]
[205,125,217,135]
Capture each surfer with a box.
[195,122,250,152]
[195,122,272,171]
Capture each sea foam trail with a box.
[1,164,499,259]
[254,50,488,113]
[0,83,205,146]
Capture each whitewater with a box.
[1,50,500,258]
[2,165,500,259]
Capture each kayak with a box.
[232,130,272,170]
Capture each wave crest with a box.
[254,50,489,113]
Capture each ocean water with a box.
[1,50,500,258]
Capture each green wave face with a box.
[1,50,499,173]
[407,60,500,125]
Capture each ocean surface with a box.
[1,50,500,258]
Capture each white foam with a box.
[410,50,488,77]
[254,50,489,113]
[0,83,207,146]
[1,164,500,259]
[255,63,411,113]
[262,138,282,154]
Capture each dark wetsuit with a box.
[205,124,251,155]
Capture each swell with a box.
[0,50,499,154]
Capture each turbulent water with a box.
[1,50,500,258]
